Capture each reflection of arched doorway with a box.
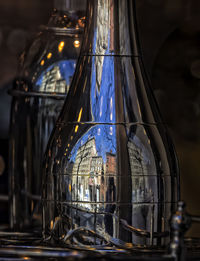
[152,28,200,237]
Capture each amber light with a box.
[47,52,52,59]
[40,59,45,66]
[58,41,65,52]
[74,40,80,48]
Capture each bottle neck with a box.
[47,0,86,32]
[54,0,86,12]
[81,0,140,56]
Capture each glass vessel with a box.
[9,0,86,231]
[42,0,179,247]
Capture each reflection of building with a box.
[127,139,151,203]
[104,152,117,203]
[39,65,68,93]
[127,140,148,177]
[106,152,116,175]
[90,156,103,202]
[71,138,104,206]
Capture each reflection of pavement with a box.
[71,206,104,231]
[132,203,153,245]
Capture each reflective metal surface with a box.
[42,0,179,248]
[9,0,86,231]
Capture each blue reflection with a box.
[90,56,115,123]
[35,60,76,89]
[69,124,116,164]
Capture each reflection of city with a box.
[58,120,163,242]
[128,139,154,203]
[60,125,160,241]
[61,133,118,237]
[67,137,117,210]
[39,65,70,93]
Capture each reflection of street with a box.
[69,137,117,211]
[62,133,118,237]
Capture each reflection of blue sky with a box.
[67,28,116,165]
[69,124,116,163]
[35,60,76,87]
[91,23,115,123]
[91,55,115,123]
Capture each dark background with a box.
[0,0,199,237]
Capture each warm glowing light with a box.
[23,257,29,260]
[47,52,52,59]
[73,40,80,48]
[75,125,79,133]
[68,144,70,147]
[74,108,83,133]
[69,184,71,192]
[71,136,73,140]
[58,41,65,52]
[50,220,54,230]
[78,17,85,28]
[40,60,45,66]
[77,108,83,122]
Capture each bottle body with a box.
[9,7,85,231]
[42,0,179,246]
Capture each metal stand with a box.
[168,201,200,261]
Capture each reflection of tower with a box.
[39,65,68,93]
[90,156,103,202]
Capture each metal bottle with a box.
[42,0,179,247]
[9,0,86,231]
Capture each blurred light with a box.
[74,40,80,48]
[78,17,85,28]
[75,125,79,133]
[40,60,45,66]
[47,52,52,59]
[58,41,65,52]
[77,108,83,122]
[50,220,54,230]
[75,108,82,133]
